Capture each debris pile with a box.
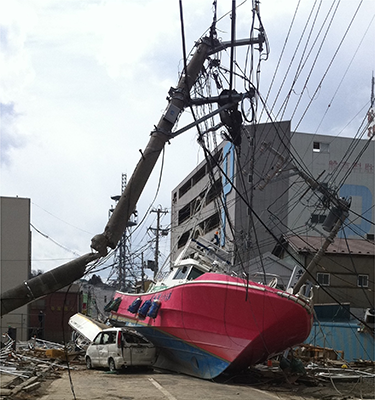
[0,333,82,398]
[218,344,374,399]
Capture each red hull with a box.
[110,273,313,375]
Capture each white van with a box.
[85,327,156,371]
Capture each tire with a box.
[86,357,92,370]
[108,358,116,372]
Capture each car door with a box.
[120,331,132,366]
[98,331,114,367]
[123,331,155,366]
[89,332,103,367]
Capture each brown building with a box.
[28,284,82,343]
[279,235,375,313]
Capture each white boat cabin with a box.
[148,238,232,292]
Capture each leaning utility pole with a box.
[292,202,350,294]
[1,24,264,316]
[256,142,352,295]
[90,41,211,257]
[90,34,264,257]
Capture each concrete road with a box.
[39,368,318,400]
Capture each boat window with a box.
[187,267,204,281]
[173,266,189,280]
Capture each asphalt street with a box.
[38,368,324,400]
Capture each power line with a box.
[30,223,81,257]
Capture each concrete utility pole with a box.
[292,208,349,295]
[1,28,264,316]
[1,253,99,317]
[150,207,169,279]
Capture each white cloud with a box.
[0,1,36,103]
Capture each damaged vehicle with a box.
[85,327,157,371]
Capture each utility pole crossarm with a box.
[207,37,265,56]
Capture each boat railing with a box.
[295,283,314,303]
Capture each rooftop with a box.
[286,235,375,256]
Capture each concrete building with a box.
[0,196,31,341]
[170,121,374,295]
[79,279,116,321]
[171,121,293,264]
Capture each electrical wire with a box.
[294,0,364,132]
[30,223,81,257]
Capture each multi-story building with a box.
[171,121,293,265]
[170,122,374,309]
[0,196,31,341]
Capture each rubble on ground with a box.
[221,345,375,400]
[0,334,83,399]
[1,334,374,400]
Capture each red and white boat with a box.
[108,238,313,379]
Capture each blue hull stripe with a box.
[124,321,230,379]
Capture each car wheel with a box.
[86,357,92,370]
[108,358,116,372]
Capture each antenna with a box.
[371,72,374,107]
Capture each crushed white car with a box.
[85,327,157,371]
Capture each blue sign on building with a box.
[339,184,372,237]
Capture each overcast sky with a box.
[1,0,374,277]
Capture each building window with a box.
[206,179,222,204]
[179,180,192,198]
[357,274,369,288]
[178,204,191,224]
[203,212,220,233]
[178,230,191,248]
[313,141,329,153]
[317,272,330,286]
[313,142,320,152]
[192,165,206,185]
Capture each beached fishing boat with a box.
[3,0,372,381]
[108,238,313,379]
[96,1,351,379]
